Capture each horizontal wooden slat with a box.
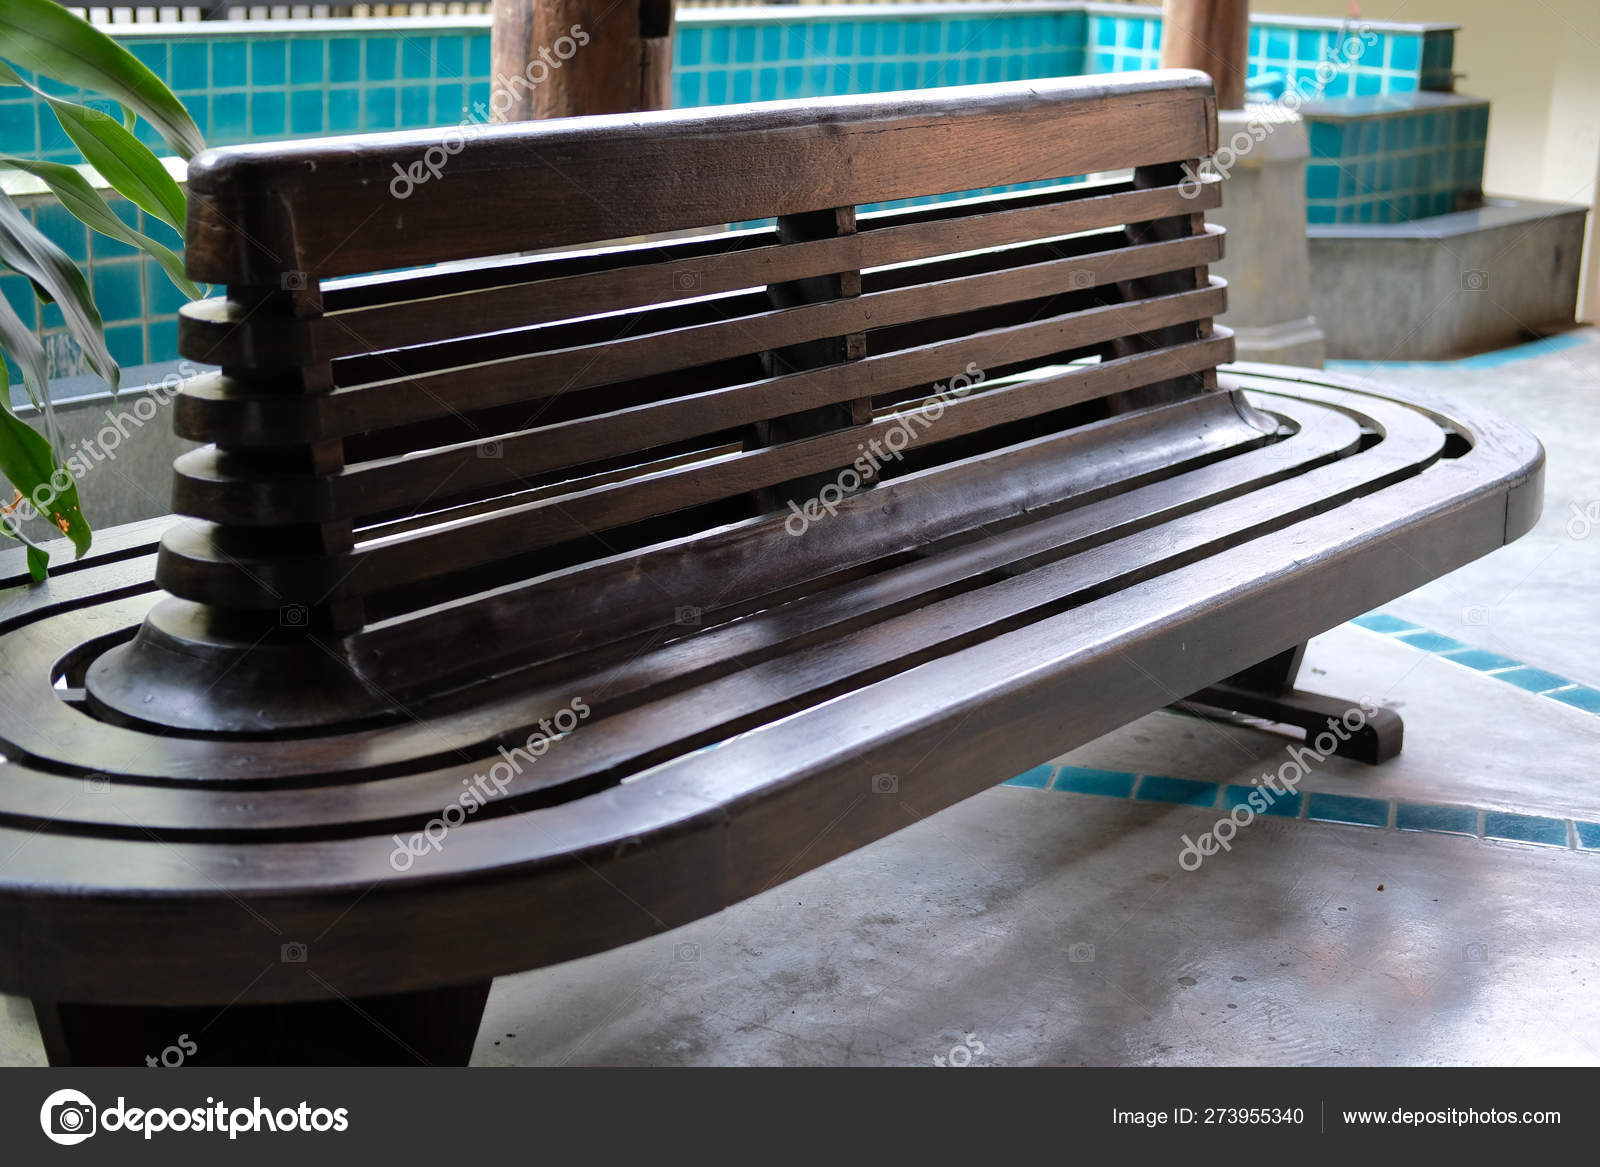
[343,396,1354,704]
[156,327,1233,607]
[183,72,1219,283]
[176,220,1224,451]
[0,400,1369,834]
[3,380,1520,790]
[178,176,1222,370]
[266,228,1226,446]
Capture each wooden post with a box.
[490,0,675,121]
[1159,0,1250,110]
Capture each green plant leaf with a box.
[0,63,186,234]
[0,155,199,300]
[43,100,185,233]
[0,0,204,160]
[0,259,51,412]
[0,504,53,581]
[0,188,119,396]
[0,363,90,579]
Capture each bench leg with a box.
[31,981,491,1067]
[1177,644,1404,765]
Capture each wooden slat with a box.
[0,400,1368,838]
[249,275,1225,524]
[156,327,1233,607]
[0,390,1397,791]
[179,177,1222,369]
[182,72,1219,283]
[170,242,1230,529]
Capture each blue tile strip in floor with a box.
[1327,331,1587,373]
[1001,764,1600,854]
[995,610,1600,851]
[1349,611,1600,714]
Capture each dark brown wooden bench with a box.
[0,71,1543,1065]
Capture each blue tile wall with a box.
[1304,97,1488,224]
[0,10,1466,384]
[671,12,1086,107]
[1085,13,1451,97]
[0,30,485,165]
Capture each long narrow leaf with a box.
[0,270,53,421]
[42,100,186,233]
[0,155,199,299]
[0,188,119,396]
[0,62,186,233]
[0,264,60,495]
[0,0,204,160]
[0,364,90,579]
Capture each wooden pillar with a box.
[1159,0,1250,110]
[490,0,675,121]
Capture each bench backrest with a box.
[162,71,1227,703]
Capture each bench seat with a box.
[0,363,1540,1009]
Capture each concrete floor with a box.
[2,331,1596,1066]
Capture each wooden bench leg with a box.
[1178,644,1405,765]
[31,981,491,1067]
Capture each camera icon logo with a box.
[83,774,110,794]
[672,270,703,292]
[870,772,898,794]
[281,270,309,291]
[478,439,504,460]
[1067,268,1097,290]
[1068,942,1096,963]
[674,942,700,963]
[674,605,702,627]
[1461,269,1489,291]
[279,603,309,628]
[281,941,309,963]
[40,1088,97,1145]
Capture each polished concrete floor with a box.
[3,332,1597,1067]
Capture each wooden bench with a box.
[0,71,1543,1065]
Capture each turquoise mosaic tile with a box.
[1443,648,1522,671]
[1483,812,1569,848]
[1495,666,1572,694]
[1352,612,1420,635]
[1005,765,1055,789]
[1396,803,1477,836]
[1307,793,1390,828]
[1054,768,1137,798]
[290,38,325,85]
[1394,629,1466,654]
[1222,784,1302,818]
[1549,688,1600,715]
